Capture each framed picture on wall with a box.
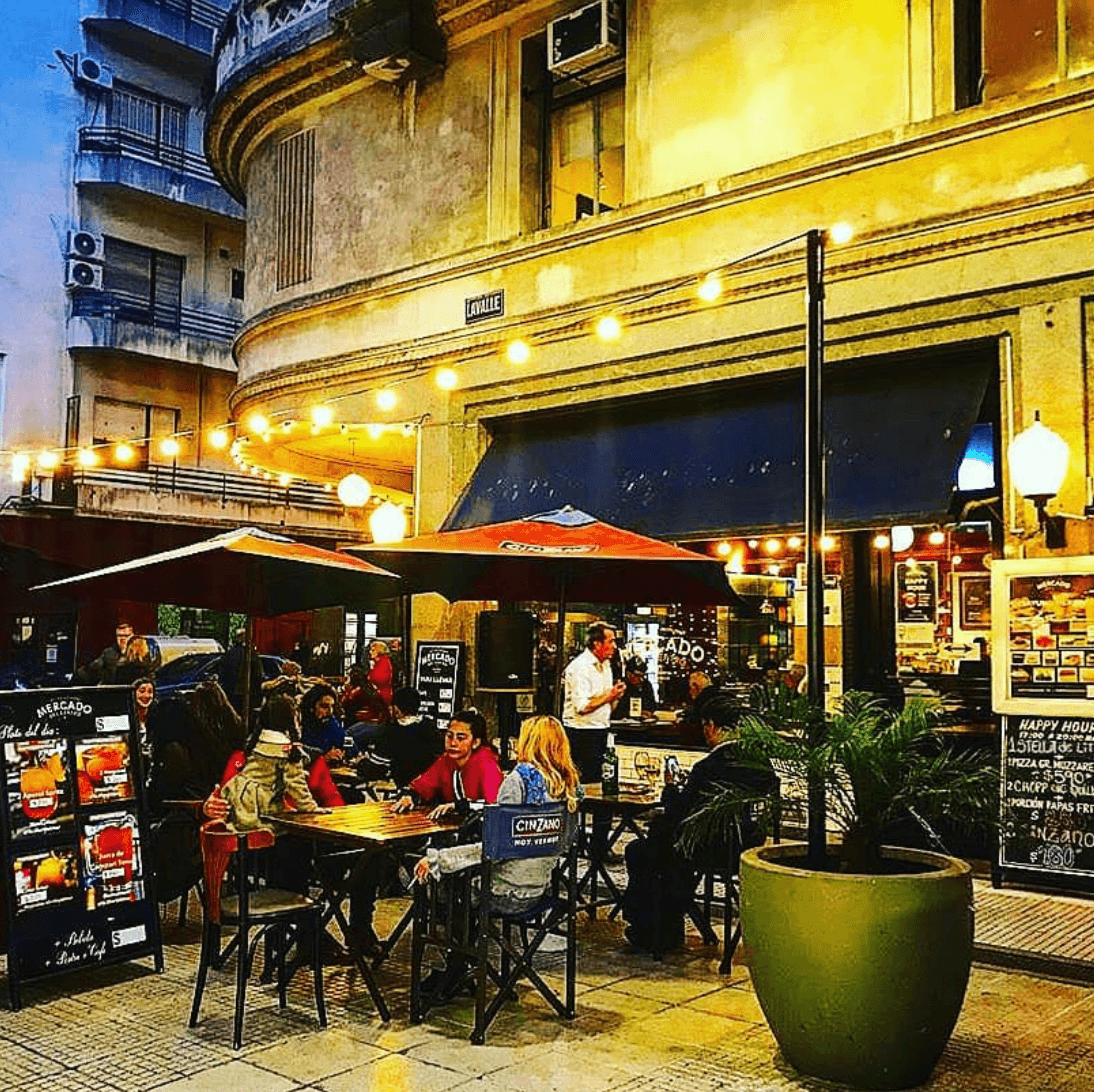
[956,573,991,631]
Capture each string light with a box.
[337,473,371,507]
[376,389,397,411]
[595,315,623,342]
[506,339,531,364]
[829,222,854,245]
[873,533,891,550]
[37,451,60,471]
[208,428,229,450]
[764,538,782,555]
[787,535,802,549]
[715,540,731,557]
[277,472,292,488]
[246,412,269,435]
[928,528,946,546]
[114,442,135,464]
[77,447,99,468]
[435,367,459,391]
[820,534,837,552]
[369,501,407,543]
[159,438,180,458]
[697,273,722,303]
[310,405,334,428]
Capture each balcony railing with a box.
[80,126,218,184]
[69,464,346,513]
[71,292,241,344]
[215,0,331,88]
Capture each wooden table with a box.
[578,785,661,918]
[271,802,462,1020]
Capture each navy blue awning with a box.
[444,342,996,538]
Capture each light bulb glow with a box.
[37,450,60,471]
[246,412,269,435]
[77,447,99,468]
[366,423,384,441]
[159,438,180,458]
[506,339,531,365]
[369,501,407,544]
[376,389,398,411]
[820,534,837,552]
[209,428,229,450]
[927,529,946,546]
[764,538,782,555]
[337,473,371,507]
[787,535,802,549]
[1008,414,1069,501]
[873,533,891,551]
[748,539,759,549]
[278,472,292,488]
[715,540,731,557]
[595,315,623,342]
[311,405,334,428]
[890,525,915,552]
[11,453,31,480]
[697,273,722,303]
[829,222,854,245]
[114,442,136,464]
[435,367,459,391]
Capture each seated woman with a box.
[299,682,346,766]
[411,715,581,1000]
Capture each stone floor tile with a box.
[246,1028,388,1082]
[486,1046,636,1092]
[316,1053,472,1092]
[149,1059,299,1092]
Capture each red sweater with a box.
[408,746,502,805]
[220,750,345,809]
[368,655,394,707]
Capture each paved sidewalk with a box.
[0,886,1092,1092]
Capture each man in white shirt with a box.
[563,622,626,781]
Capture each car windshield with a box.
[154,652,220,682]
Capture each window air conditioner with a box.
[547,0,623,77]
[72,54,114,91]
[65,260,103,290]
[66,230,105,262]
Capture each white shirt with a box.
[563,648,615,729]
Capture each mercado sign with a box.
[414,641,466,728]
[1000,714,1094,879]
[0,686,162,1008]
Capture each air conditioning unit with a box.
[72,54,114,91]
[66,230,104,262]
[547,0,624,76]
[65,260,103,290]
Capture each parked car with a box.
[153,651,286,699]
[148,636,224,666]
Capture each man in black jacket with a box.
[621,690,777,953]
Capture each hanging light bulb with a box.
[159,437,181,458]
[77,447,99,468]
[114,442,135,464]
[873,533,892,551]
[890,525,915,552]
[311,405,334,428]
[927,528,946,546]
[764,538,782,555]
[209,428,229,450]
[376,389,398,411]
[278,472,292,488]
[506,339,531,365]
[820,534,837,552]
[715,540,731,557]
[337,473,371,507]
[369,501,407,544]
[366,423,384,441]
[829,222,854,245]
[595,315,623,342]
[787,536,802,549]
[697,273,722,303]
[11,453,31,481]
[246,412,269,435]
[435,367,459,391]
[37,450,60,471]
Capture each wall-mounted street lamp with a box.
[1008,410,1069,547]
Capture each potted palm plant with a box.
[680,688,998,1091]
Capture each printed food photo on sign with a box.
[80,812,143,909]
[5,741,73,837]
[12,846,80,913]
[73,737,133,805]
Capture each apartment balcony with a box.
[77,126,243,219]
[68,291,241,371]
[46,463,364,540]
[80,0,231,58]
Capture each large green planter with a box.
[740,843,973,1090]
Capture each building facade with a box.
[203,0,1094,695]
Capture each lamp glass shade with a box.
[1008,419,1069,500]
[337,473,371,507]
[369,501,407,544]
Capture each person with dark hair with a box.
[76,621,134,685]
[620,690,777,954]
[372,686,441,787]
[562,622,626,782]
[299,682,345,764]
[613,656,658,722]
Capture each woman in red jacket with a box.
[366,640,395,710]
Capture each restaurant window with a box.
[275,128,315,290]
[110,82,187,167]
[102,236,184,331]
[520,32,625,231]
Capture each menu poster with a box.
[73,736,133,806]
[11,845,80,913]
[0,687,162,1006]
[896,560,939,625]
[414,641,466,727]
[4,741,73,839]
[1000,715,1094,878]
[80,811,144,909]
[992,558,1094,715]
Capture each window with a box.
[520,33,625,231]
[110,82,187,166]
[102,237,184,330]
[91,398,179,469]
[231,268,245,300]
[276,129,315,289]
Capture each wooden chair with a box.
[188,821,326,1049]
[409,803,579,1044]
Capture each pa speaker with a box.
[477,611,535,690]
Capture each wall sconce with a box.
[1007,411,1069,547]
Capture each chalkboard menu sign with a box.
[414,641,466,728]
[1000,714,1094,879]
[0,687,162,1008]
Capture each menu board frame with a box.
[1000,714,1094,880]
[413,641,466,729]
[992,556,1094,715]
[0,686,163,1009]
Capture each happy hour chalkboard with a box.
[0,687,163,1007]
[1000,714,1094,878]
